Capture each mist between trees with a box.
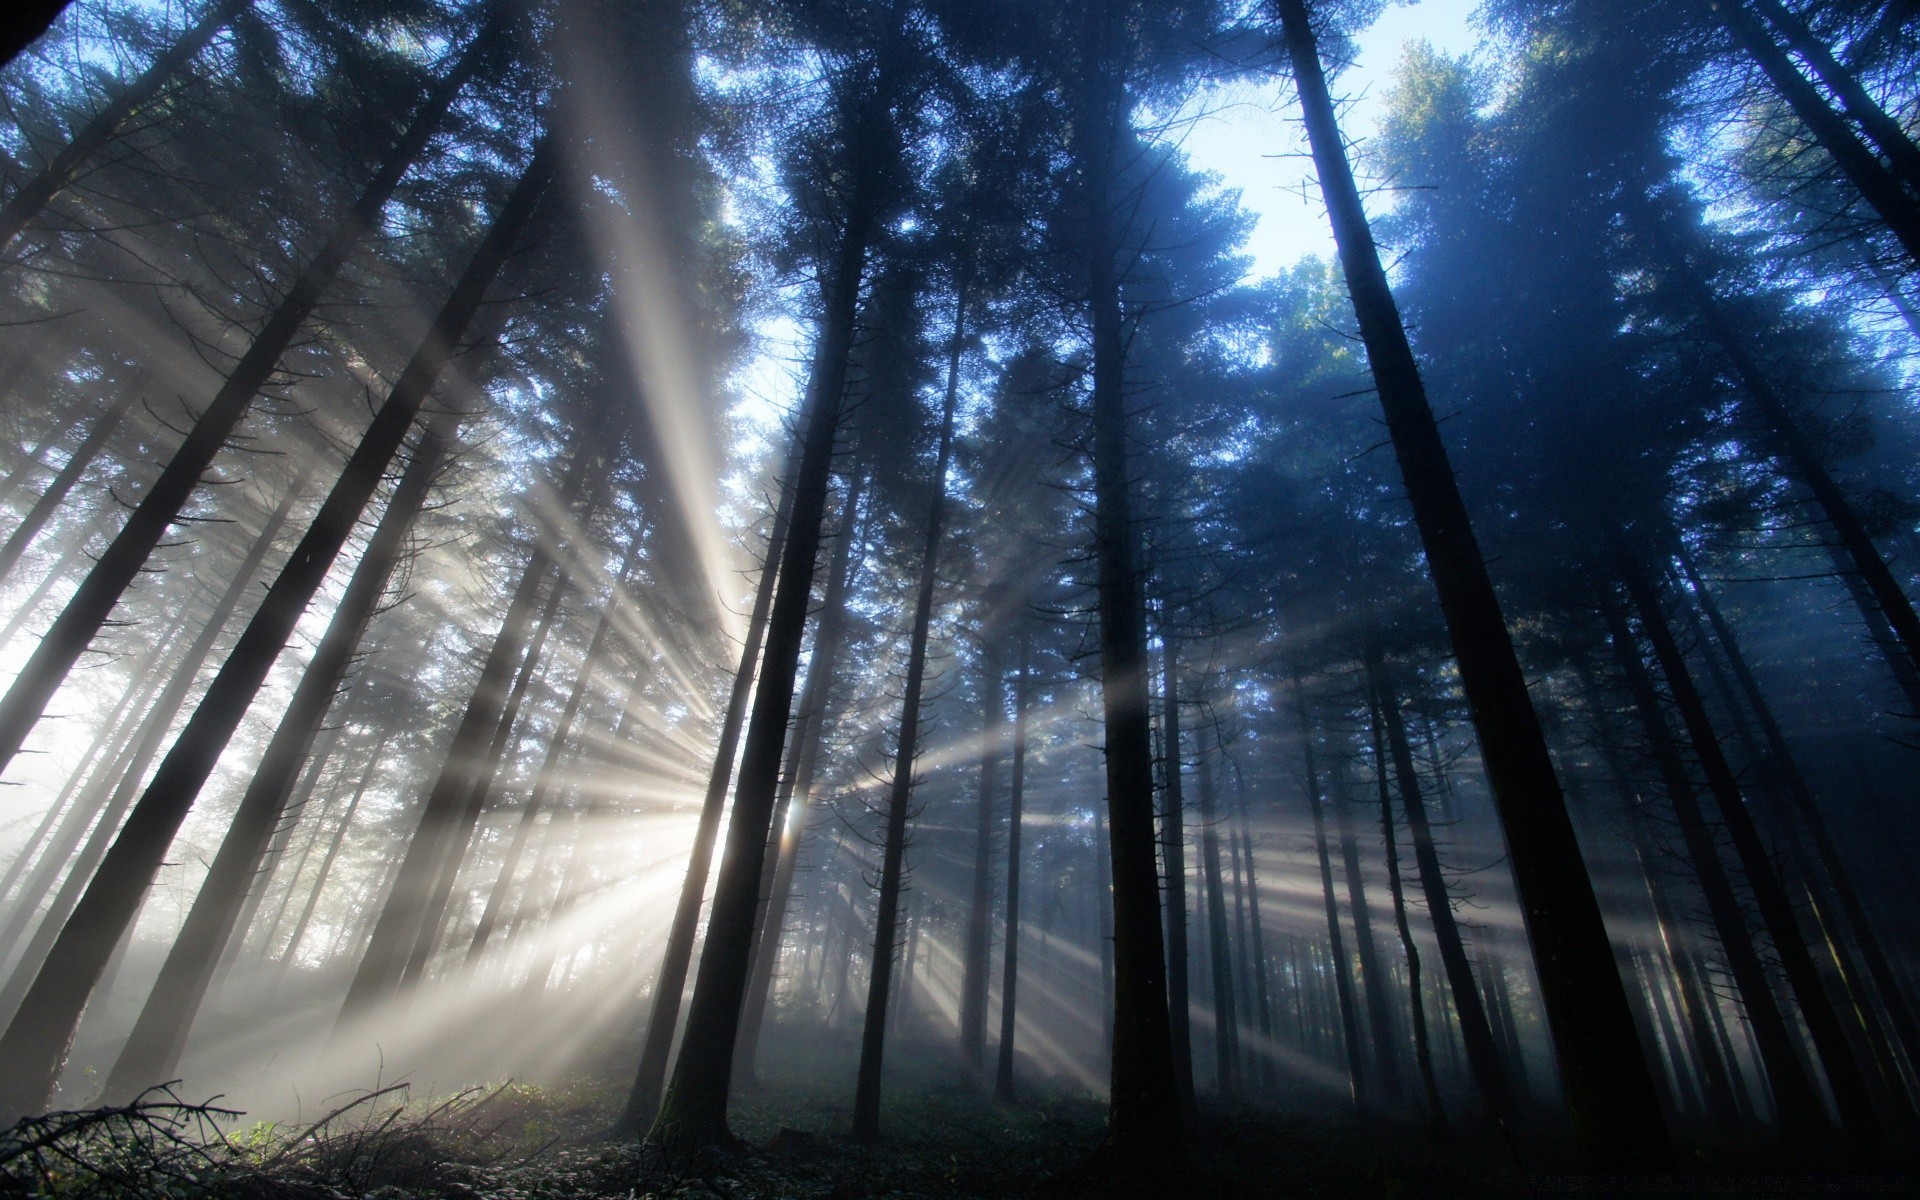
[0,0,1914,1189]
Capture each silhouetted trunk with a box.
[1707,0,1920,265]
[1157,629,1195,1113]
[610,436,798,1141]
[1367,643,1517,1130]
[0,137,553,1113]
[1333,766,1401,1107]
[276,731,391,981]
[1366,681,1445,1131]
[1195,730,1239,1103]
[1297,690,1364,1106]
[336,519,564,1033]
[994,634,1029,1101]
[0,476,301,1101]
[961,638,1000,1077]
[0,395,132,586]
[735,473,865,1084]
[0,0,242,253]
[1274,0,1667,1165]
[646,161,875,1147]
[467,540,637,967]
[1602,601,1831,1142]
[1236,781,1277,1092]
[1622,567,1882,1151]
[1094,804,1115,1055]
[1745,0,1920,189]
[405,547,571,985]
[0,25,495,781]
[1680,554,1920,1092]
[851,314,961,1142]
[1073,13,1179,1155]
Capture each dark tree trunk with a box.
[1334,765,1401,1106]
[1195,730,1239,1103]
[1622,568,1882,1151]
[1296,690,1365,1106]
[404,545,571,985]
[1094,804,1115,1056]
[467,540,638,966]
[0,0,241,253]
[1680,554,1920,1091]
[1235,781,1277,1093]
[0,395,132,587]
[0,26,494,781]
[1072,15,1180,1155]
[1367,644,1518,1130]
[851,315,962,1142]
[1744,0,1920,189]
[276,731,392,982]
[1366,682,1446,1131]
[610,433,798,1140]
[1602,602,1831,1141]
[1707,0,1920,265]
[0,138,553,1113]
[994,633,1030,1101]
[1157,629,1195,1113]
[735,473,865,1085]
[646,172,874,1147]
[1274,0,1668,1166]
[961,643,1001,1077]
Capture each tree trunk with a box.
[734,473,865,1085]
[0,25,495,782]
[851,311,962,1142]
[1603,600,1831,1141]
[0,394,132,587]
[645,169,874,1147]
[276,731,391,982]
[1744,0,1920,191]
[960,639,1001,1078]
[0,0,241,251]
[1366,680,1445,1131]
[1333,764,1401,1107]
[0,138,553,1114]
[1706,0,1920,265]
[1623,567,1881,1150]
[994,633,1029,1100]
[1367,643,1518,1129]
[1195,729,1239,1103]
[1235,775,1277,1093]
[467,539,638,966]
[1296,689,1365,1106]
[1157,627,1195,1113]
[1274,0,1668,1165]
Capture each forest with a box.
[0,0,1914,1194]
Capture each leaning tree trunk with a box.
[1678,553,1920,1094]
[994,633,1030,1100]
[851,309,962,1142]
[1295,686,1365,1107]
[735,473,866,1085]
[1368,643,1517,1130]
[0,479,297,1022]
[0,0,243,254]
[0,25,495,782]
[0,395,132,587]
[1366,681,1445,1131]
[1706,0,1920,266]
[0,142,554,1115]
[276,731,393,983]
[1274,0,1669,1166]
[1623,566,1881,1151]
[1602,601,1832,1143]
[1743,0,1920,190]
[644,176,875,1147]
[466,540,638,966]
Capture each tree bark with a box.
[0,395,132,587]
[1273,0,1668,1166]
[645,168,873,1147]
[1195,728,1239,1103]
[1296,689,1365,1106]
[994,633,1029,1100]
[960,640,1001,1077]
[0,25,495,781]
[1334,763,1402,1106]
[1623,567,1881,1151]
[1368,643,1518,1130]
[0,0,243,253]
[851,309,962,1142]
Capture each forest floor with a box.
[2,1032,1912,1198]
